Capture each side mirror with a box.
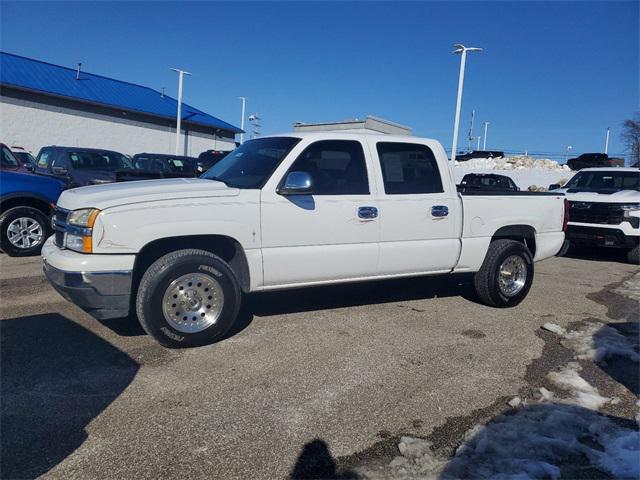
[279,171,313,195]
[52,166,68,176]
[549,184,560,191]
[24,163,35,172]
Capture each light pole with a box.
[451,44,483,162]
[483,122,489,150]
[171,68,192,155]
[604,127,610,154]
[238,97,247,144]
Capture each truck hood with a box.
[556,188,640,203]
[57,177,240,210]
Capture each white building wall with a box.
[0,95,236,156]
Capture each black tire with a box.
[627,243,640,265]
[0,206,51,256]
[135,249,242,348]
[473,239,534,308]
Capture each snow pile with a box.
[454,155,571,172]
[542,321,640,363]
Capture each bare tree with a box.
[621,113,640,166]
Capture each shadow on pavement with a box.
[564,245,630,264]
[1,314,139,478]
[249,273,477,317]
[594,322,640,396]
[290,439,357,480]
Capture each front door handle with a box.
[431,205,449,217]
[358,206,378,219]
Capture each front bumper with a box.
[566,225,639,249]
[43,258,132,320]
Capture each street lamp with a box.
[171,68,192,155]
[238,97,247,144]
[450,44,483,162]
[566,145,573,162]
[483,121,489,150]
[604,127,610,154]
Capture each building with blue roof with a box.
[0,51,242,156]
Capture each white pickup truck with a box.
[43,133,567,347]
[551,167,640,263]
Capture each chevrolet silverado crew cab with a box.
[551,167,640,263]
[42,133,567,347]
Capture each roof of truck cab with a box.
[264,132,439,143]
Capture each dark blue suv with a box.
[0,171,65,256]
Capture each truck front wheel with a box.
[473,239,534,308]
[136,249,242,348]
[627,243,640,265]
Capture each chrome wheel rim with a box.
[7,217,43,249]
[498,255,527,297]
[161,273,224,333]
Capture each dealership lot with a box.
[1,252,637,479]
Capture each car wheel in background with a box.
[0,206,51,256]
[627,243,640,265]
[135,249,242,348]
[473,239,534,308]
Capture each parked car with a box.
[118,153,199,181]
[34,146,135,187]
[1,143,31,173]
[196,150,229,173]
[458,173,519,192]
[566,153,625,171]
[0,171,65,256]
[10,146,37,170]
[551,167,640,263]
[43,133,567,347]
[455,150,504,162]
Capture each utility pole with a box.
[476,136,481,151]
[238,97,247,144]
[604,127,610,154]
[483,122,489,150]
[450,44,483,162]
[467,109,476,152]
[170,68,192,155]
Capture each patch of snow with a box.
[508,396,522,408]
[614,272,640,302]
[542,321,640,363]
[547,362,610,410]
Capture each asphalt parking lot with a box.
[1,250,638,479]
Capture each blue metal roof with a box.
[0,52,242,133]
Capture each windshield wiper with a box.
[203,175,239,188]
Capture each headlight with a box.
[67,208,100,227]
[65,208,100,253]
[620,203,640,212]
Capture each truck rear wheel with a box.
[0,206,50,257]
[136,249,242,348]
[473,239,534,308]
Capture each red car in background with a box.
[1,143,30,173]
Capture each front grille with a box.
[568,202,625,225]
[53,208,70,248]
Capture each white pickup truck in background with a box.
[42,133,567,347]
[551,167,640,263]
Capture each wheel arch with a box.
[131,235,251,298]
[0,194,53,216]
[491,224,537,257]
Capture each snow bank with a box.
[453,155,574,190]
[547,362,610,410]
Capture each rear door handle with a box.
[431,205,449,217]
[358,206,378,219]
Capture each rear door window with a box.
[376,142,443,194]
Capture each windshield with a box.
[133,155,196,174]
[1,146,19,167]
[202,137,301,188]
[565,170,640,192]
[13,152,36,165]
[69,151,134,171]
